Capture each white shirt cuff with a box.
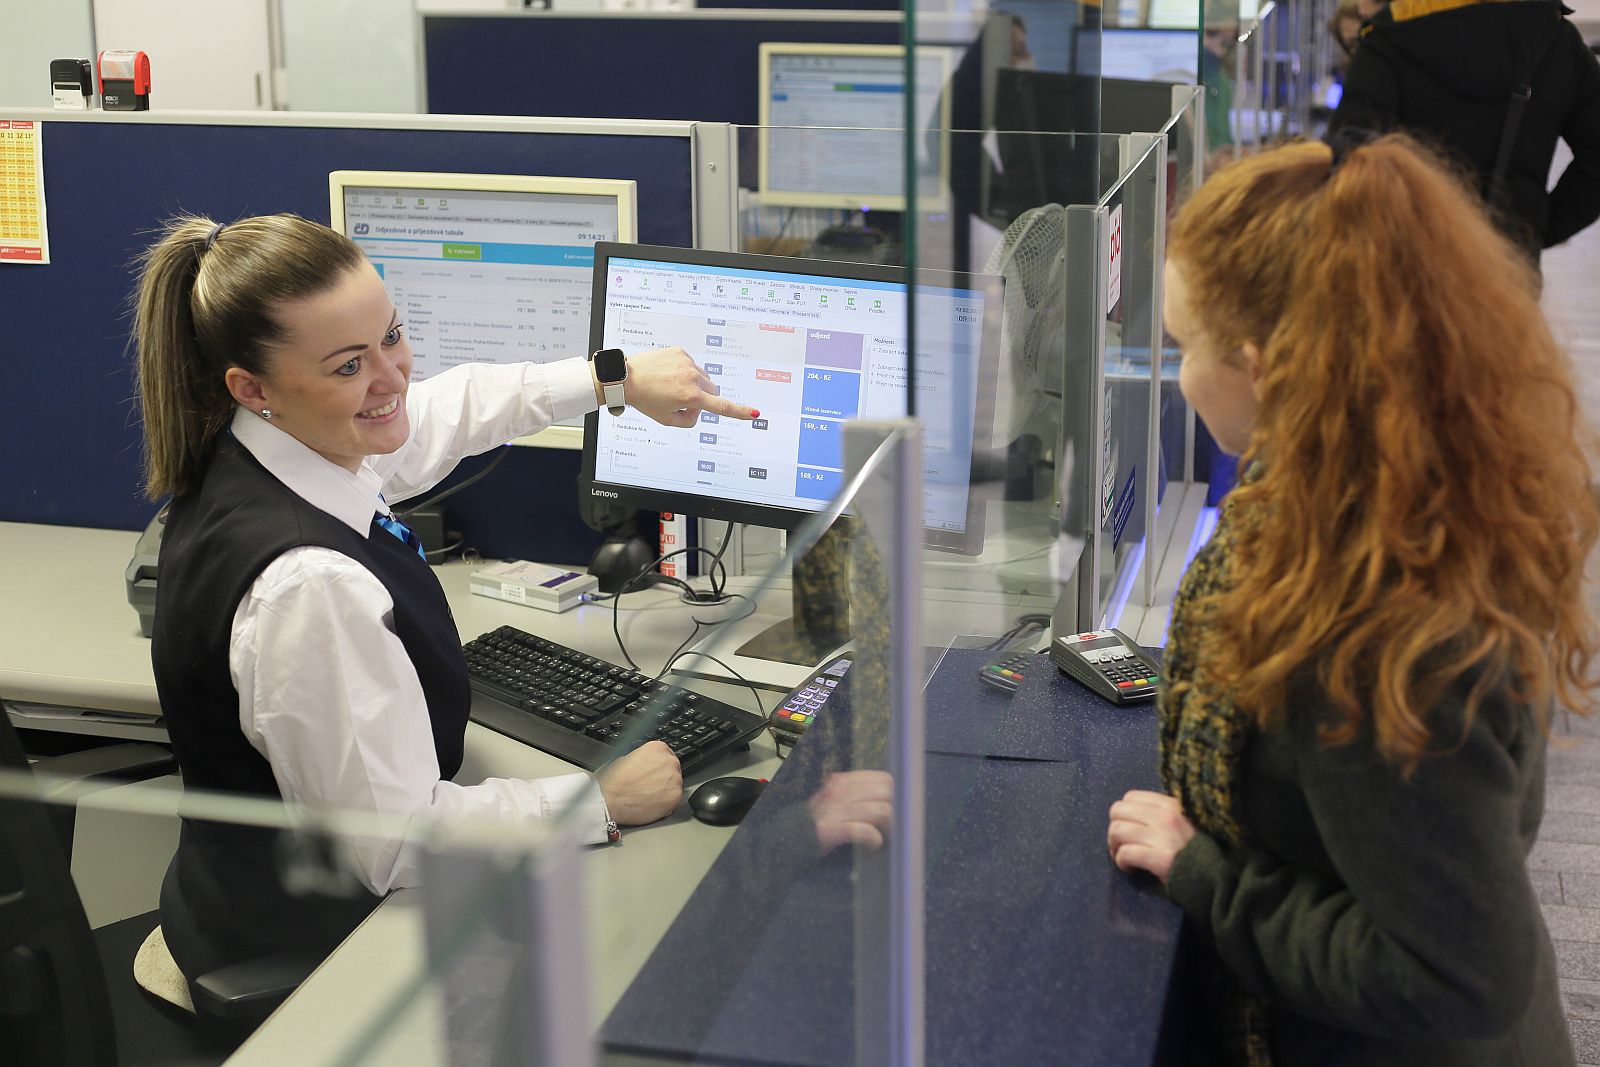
[541,358,601,426]
[541,771,613,846]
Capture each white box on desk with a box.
[468,561,597,614]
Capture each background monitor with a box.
[987,68,1105,216]
[758,43,954,212]
[329,170,637,449]
[580,243,1001,555]
[985,69,1188,221]
[1146,0,1260,28]
[1092,29,1199,84]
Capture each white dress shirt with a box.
[226,358,609,895]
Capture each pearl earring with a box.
[260,408,273,420]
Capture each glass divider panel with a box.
[1085,134,1165,631]
[0,758,564,1067]
[1059,200,1108,634]
[575,425,921,1067]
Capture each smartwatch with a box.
[589,347,628,416]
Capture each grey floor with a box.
[1533,207,1600,1064]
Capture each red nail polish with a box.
[751,409,761,418]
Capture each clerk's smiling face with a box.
[225,265,413,471]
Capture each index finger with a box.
[698,392,760,421]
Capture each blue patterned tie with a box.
[375,509,427,560]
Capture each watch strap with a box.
[591,348,627,416]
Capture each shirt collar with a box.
[229,406,386,537]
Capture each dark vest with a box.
[152,433,470,978]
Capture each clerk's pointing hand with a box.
[616,346,760,428]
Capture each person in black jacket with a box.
[1328,0,1600,261]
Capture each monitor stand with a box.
[732,522,852,666]
[669,523,855,694]
[586,513,657,594]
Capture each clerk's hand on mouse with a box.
[619,347,760,428]
[808,770,893,856]
[597,740,682,826]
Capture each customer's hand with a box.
[598,740,683,826]
[808,770,893,856]
[1107,789,1196,885]
[620,347,759,427]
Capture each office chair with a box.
[0,708,316,1065]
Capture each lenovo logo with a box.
[590,489,619,499]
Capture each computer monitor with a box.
[329,170,637,449]
[987,69,1189,213]
[580,242,1001,554]
[581,242,1001,672]
[1091,29,1199,84]
[1146,0,1260,28]
[1102,76,1191,136]
[987,68,1104,216]
[758,43,954,212]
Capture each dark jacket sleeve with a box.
[1165,697,1543,1042]
[1545,24,1600,247]
[1328,43,1402,137]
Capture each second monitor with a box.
[758,43,954,212]
[329,170,637,449]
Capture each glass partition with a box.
[2,3,1210,1063]
[1147,88,1203,620]
[577,423,930,1067]
[909,0,1202,638]
[1228,2,1327,157]
[0,751,574,1067]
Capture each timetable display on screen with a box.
[588,250,997,544]
[1094,29,1199,84]
[330,172,636,390]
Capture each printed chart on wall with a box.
[0,120,49,265]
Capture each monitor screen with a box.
[581,244,1001,554]
[329,170,637,448]
[758,44,953,211]
[1094,29,1198,84]
[1147,0,1260,28]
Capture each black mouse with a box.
[688,776,768,826]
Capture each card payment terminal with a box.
[1049,629,1161,704]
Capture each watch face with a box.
[593,347,627,383]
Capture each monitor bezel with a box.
[580,242,1002,555]
[328,169,638,451]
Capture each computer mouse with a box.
[688,776,768,826]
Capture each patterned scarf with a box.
[1158,476,1274,1067]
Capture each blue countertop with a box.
[604,646,1184,1065]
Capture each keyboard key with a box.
[468,626,766,774]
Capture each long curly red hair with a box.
[1168,135,1599,767]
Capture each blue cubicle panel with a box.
[0,116,692,563]
[423,15,903,125]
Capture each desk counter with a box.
[0,521,1180,1064]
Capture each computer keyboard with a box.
[461,625,770,774]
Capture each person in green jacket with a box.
[1107,133,1598,1065]
[1202,22,1238,155]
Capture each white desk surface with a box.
[0,520,783,1063]
[0,522,161,716]
[0,519,786,719]
[0,519,1056,1064]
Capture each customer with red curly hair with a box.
[1107,134,1599,1065]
